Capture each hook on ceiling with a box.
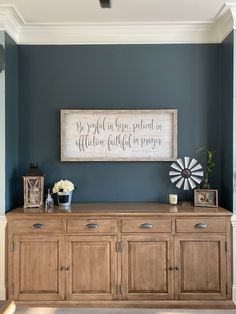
[99,0,112,8]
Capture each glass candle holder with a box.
[169,194,178,205]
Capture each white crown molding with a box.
[18,22,217,45]
[0,5,24,43]
[0,3,235,44]
[214,2,235,42]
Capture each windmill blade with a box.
[171,163,182,172]
[184,179,189,190]
[191,171,204,177]
[169,171,181,176]
[184,157,190,169]
[190,164,202,172]
[191,175,202,184]
[188,177,197,189]
[171,175,182,183]
[188,158,198,170]
[176,158,184,169]
[176,177,184,189]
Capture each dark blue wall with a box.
[17,44,221,204]
[220,32,234,210]
[5,32,18,211]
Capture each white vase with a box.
[57,191,72,207]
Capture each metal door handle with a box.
[194,223,208,229]
[32,223,44,229]
[86,223,99,229]
[140,223,153,229]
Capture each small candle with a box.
[169,194,178,205]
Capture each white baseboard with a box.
[231,215,236,304]
[0,215,6,300]
[232,285,236,304]
[0,287,5,300]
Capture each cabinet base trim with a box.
[14,300,235,309]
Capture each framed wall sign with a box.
[61,109,177,161]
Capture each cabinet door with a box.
[66,235,117,301]
[122,235,174,300]
[12,236,65,301]
[175,235,227,300]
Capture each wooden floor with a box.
[14,308,236,314]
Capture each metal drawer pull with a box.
[194,223,208,229]
[32,223,44,229]
[140,223,153,229]
[86,223,99,229]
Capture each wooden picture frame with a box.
[194,189,218,207]
[60,109,177,161]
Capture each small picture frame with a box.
[194,189,218,207]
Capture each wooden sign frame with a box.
[61,109,177,161]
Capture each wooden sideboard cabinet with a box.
[6,203,234,308]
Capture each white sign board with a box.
[61,110,177,161]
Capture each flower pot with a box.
[57,191,72,207]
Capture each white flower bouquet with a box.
[52,179,75,193]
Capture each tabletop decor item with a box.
[169,157,204,190]
[23,163,44,208]
[196,148,215,189]
[194,189,218,207]
[169,194,178,205]
[45,189,54,212]
[52,179,75,207]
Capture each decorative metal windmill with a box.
[169,157,204,190]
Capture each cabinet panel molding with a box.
[12,235,65,301]
[176,218,226,233]
[67,219,117,233]
[174,235,227,300]
[122,219,172,233]
[13,219,64,234]
[66,235,117,301]
[122,235,174,300]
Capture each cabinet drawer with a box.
[12,219,63,234]
[176,218,226,233]
[67,219,118,233]
[122,219,172,233]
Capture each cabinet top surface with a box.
[6,203,232,219]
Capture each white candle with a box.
[169,194,178,205]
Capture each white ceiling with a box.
[0,0,236,44]
[0,0,235,24]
